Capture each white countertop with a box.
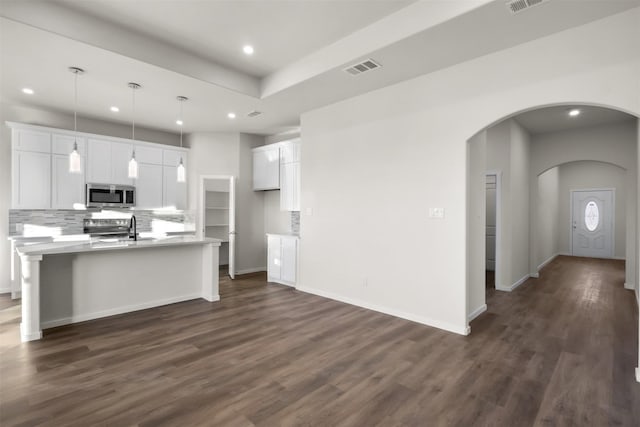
[266,233,299,239]
[17,236,221,257]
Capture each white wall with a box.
[467,130,486,319]
[0,103,179,293]
[536,167,560,269]
[186,132,266,274]
[299,9,639,335]
[510,120,531,286]
[238,133,267,272]
[484,119,531,289]
[557,161,627,258]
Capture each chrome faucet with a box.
[129,215,137,241]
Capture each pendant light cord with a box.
[74,71,78,134]
[179,99,183,148]
[131,86,136,141]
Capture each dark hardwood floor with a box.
[0,256,638,426]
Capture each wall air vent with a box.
[247,110,262,117]
[506,0,550,14]
[343,59,381,76]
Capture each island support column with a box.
[20,254,43,342]
[201,242,220,302]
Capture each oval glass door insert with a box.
[585,201,599,231]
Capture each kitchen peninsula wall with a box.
[8,209,195,237]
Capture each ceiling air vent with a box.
[343,59,381,76]
[506,0,550,14]
[247,110,262,117]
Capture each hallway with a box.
[0,257,638,426]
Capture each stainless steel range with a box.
[83,218,134,239]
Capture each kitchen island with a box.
[16,236,221,342]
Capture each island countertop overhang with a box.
[16,236,221,257]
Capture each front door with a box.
[571,189,613,258]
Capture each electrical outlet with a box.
[429,208,445,219]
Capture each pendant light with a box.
[68,67,84,173]
[128,82,140,179]
[176,96,188,183]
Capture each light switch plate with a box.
[429,208,445,219]
[305,207,313,216]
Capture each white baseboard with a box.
[624,282,634,290]
[529,272,540,279]
[468,304,487,322]
[636,367,640,383]
[41,293,204,330]
[296,285,469,336]
[537,253,560,272]
[235,267,266,275]
[497,274,530,292]
[0,286,11,295]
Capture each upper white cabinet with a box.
[12,150,51,209]
[111,141,135,186]
[136,163,164,209]
[52,154,85,209]
[13,129,50,153]
[279,139,301,212]
[8,122,189,210]
[252,145,280,190]
[86,138,112,184]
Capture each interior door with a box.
[485,175,497,270]
[228,177,236,279]
[571,190,613,258]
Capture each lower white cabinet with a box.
[51,154,85,209]
[267,234,298,286]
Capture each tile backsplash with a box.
[291,211,300,235]
[9,209,195,237]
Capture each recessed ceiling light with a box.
[227,112,236,119]
[568,108,581,117]
[22,88,34,95]
[243,45,254,55]
[110,106,119,112]
[176,119,183,126]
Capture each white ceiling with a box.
[514,106,636,135]
[1,0,638,136]
[53,0,416,78]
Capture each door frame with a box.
[485,170,502,290]
[198,174,236,279]
[569,187,615,258]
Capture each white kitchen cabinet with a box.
[86,139,134,185]
[267,234,298,286]
[52,134,85,156]
[253,145,280,190]
[13,129,50,153]
[280,138,301,163]
[136,163,164,209]
[136,145,163,165]
[280,162,300,211]
[279,139,301,212]
[51,154,85,209]
[12,150,51,209]
[163,164,187,210]
[111,141,135,186]
[86,138,111,183]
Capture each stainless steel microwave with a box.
[86,183,136,208]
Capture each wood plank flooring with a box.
[0,256,638,426]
